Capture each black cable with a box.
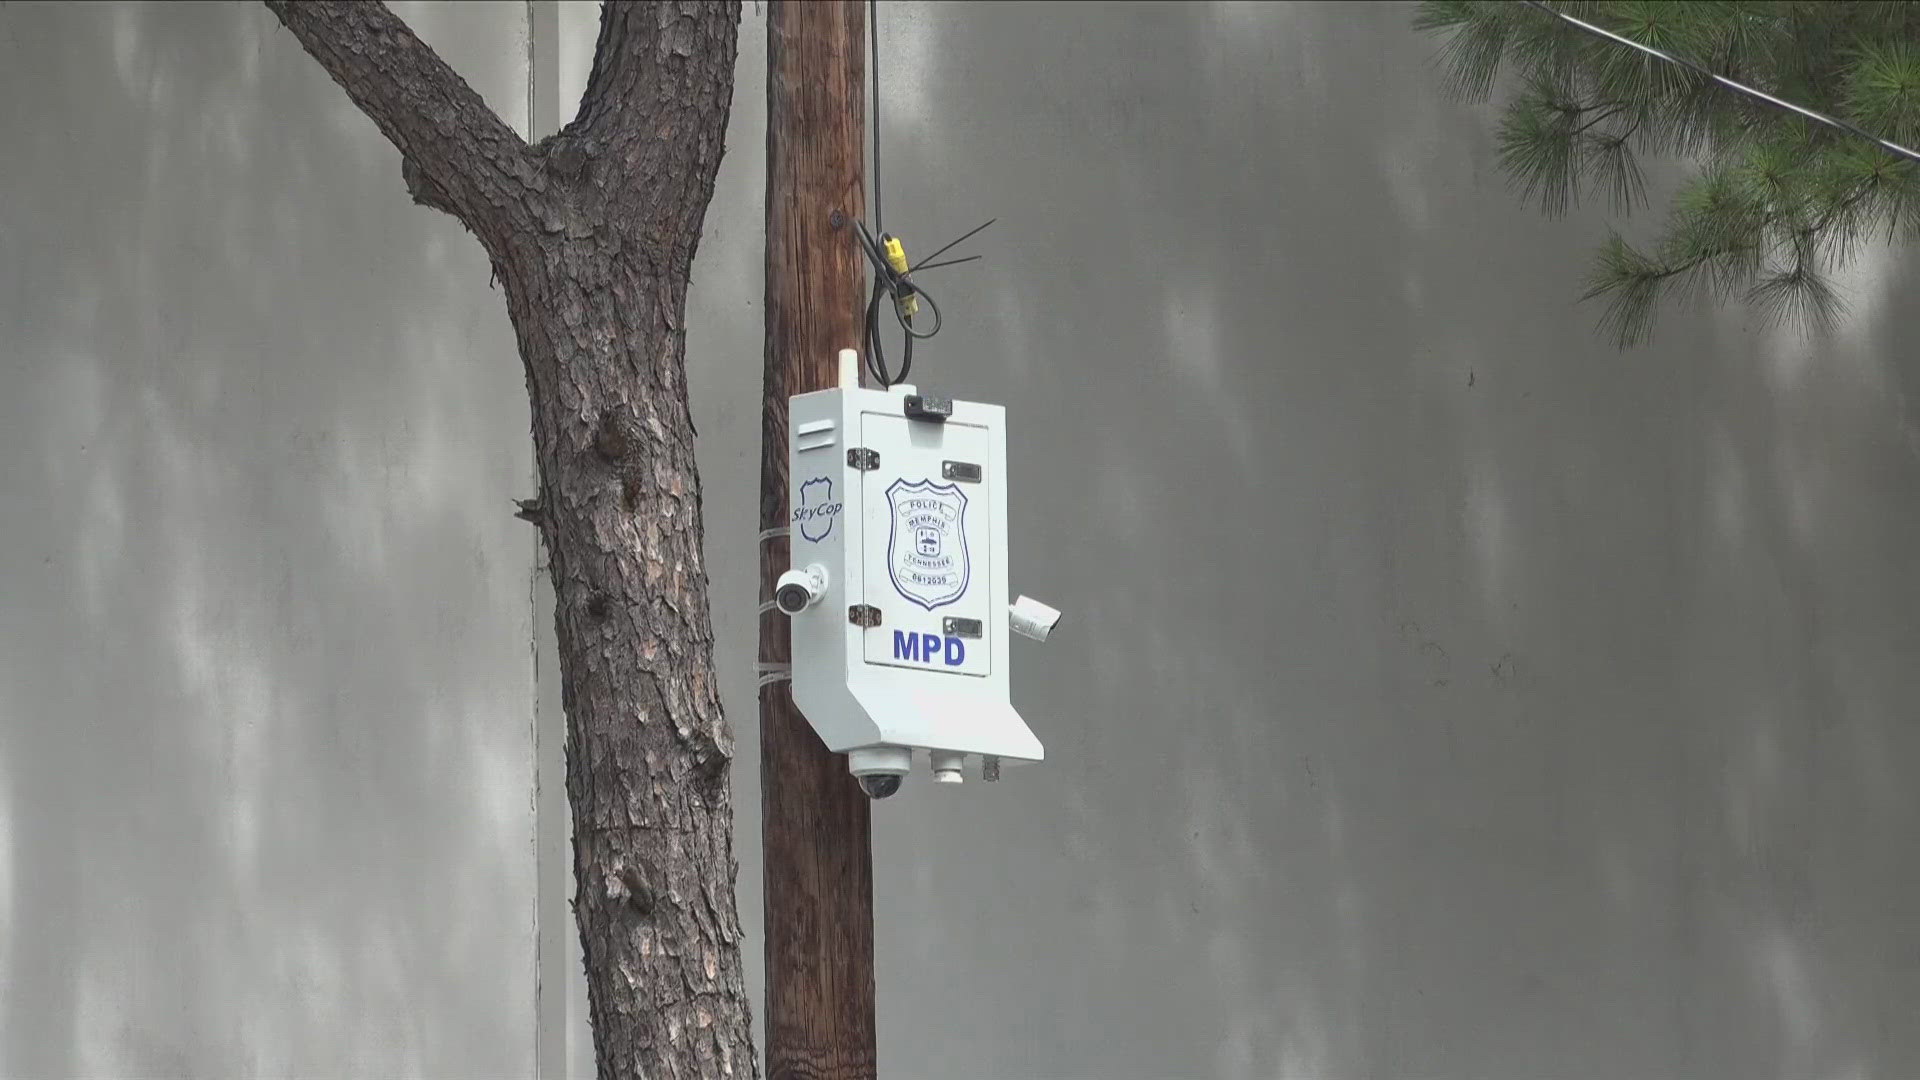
[864,0,899,387]
[870,0,882,235]
[856,219,933,388]
[909,255,981,274]
[857,4,987,389]
[864,267,942,388]
[865,279,908,387]
[855,216,983,388]
[910,217,995,273]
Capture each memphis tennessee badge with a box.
[885,478,970,610]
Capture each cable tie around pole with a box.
[758,526,790,544]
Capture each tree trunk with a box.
[264,3,756,1078]
[507,240,754,1080]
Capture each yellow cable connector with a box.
[882,234,920,317]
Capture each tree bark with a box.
[758,4,877,1080]
[266,3,756,1078]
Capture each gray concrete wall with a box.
[0,3,538,1076]
[846,5,1920,1078]
[6,2,1920,1078]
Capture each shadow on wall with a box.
[858,2,1920,1078]
[3,2,1918,1078]
[0,3,536,1076]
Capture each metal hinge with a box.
[848,447,880,471]
[848,604,882,628]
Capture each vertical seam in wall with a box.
[525,5,542,1078]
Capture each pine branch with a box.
[1498,83,1648,216]
[1844,38,1920,145]
[1414,1,1513,102]
[1584,233,1707,348]
[1419,0,1920,347]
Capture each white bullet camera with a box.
[774,565,827,615]
[1009,595,1063,643]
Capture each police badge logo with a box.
[793,476,841,542]
[885,478,970,610]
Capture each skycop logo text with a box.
[793,476,842,542]
[892,630,965,667]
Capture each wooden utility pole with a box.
[759,3,876,1080]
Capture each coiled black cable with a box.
[861,240,942,387]
[853,217,989,387]
[861,0,985,387]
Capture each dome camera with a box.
[856,773,903,800]
[847,747,912,801]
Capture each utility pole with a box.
[759,4,876,1080]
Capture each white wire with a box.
[758,526,790,543]
[1524,1,1920,165]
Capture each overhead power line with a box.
[1522,0,1920,166]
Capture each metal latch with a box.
[848,447,880,471]
[943,616,983,638]
[904,394,952,422]
[848,604,883,628]
[941,460,982,483]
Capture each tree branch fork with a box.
[265,0,735,260]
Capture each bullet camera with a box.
[1009,595,1063,643]
[847,747,911,800]
[774,565,827,615]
